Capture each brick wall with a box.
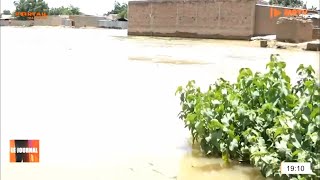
[10,20,34,26]
[128,0,256,40]
[276,17,314,43]
[69,15,105,28]
[34,16,63,26]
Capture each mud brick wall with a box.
[128,0,256,40]
[10,20,34,26]
[34,16,63,26]
[69,15,105,28]
[276,17,314,43]
[312,28,320,40]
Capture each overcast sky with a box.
[0,0,319,16]
[0,0,129,16]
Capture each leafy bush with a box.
[175,54,320,179]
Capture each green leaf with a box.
[287,119,297,129]
[292,149,301,157]
[205,135,211,142]
[227,129,236,139]
[252,91,259,97]
[210,119,224,129]
[186,113,197,122]
[275,140,287,152]
[310,132,318,144]
[175,86,183,95]
[229,139,238,151]
[291,133,301,148]
[274,127,286,137]
[278,61,286,69]
[307,124,315,134]
[212,100,221,105]
[311,108,320,119]
[298,151,307,161]
[296,64,305,73]
[304,80,314,88]
[222,88,227,95]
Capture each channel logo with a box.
[10,140,40,163]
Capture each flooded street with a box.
[1,27,319,180]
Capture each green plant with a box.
[49,5,81,15]
[108,1,127,19]
[176,54,320,179]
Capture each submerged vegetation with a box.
[176,54,320,179]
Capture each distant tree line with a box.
[13,0,49,20]
[268,0,304,8]
[2,10,12,15]
[12,0,81,20]
[49,5,81,15]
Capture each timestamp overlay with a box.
[281,162,315,175]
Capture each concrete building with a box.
[0,15,13,26]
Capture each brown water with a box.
[1,27,319,180]
[177,143,266,180]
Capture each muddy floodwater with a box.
[1,27,319,180]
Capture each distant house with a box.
[0,14,13,20]
[0,14,13,26]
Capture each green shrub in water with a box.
[175,54,320,180]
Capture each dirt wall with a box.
[34,16,63,26]
[313,28,320,39]
[98,20,128,29]
[0,20,10,26]
[311,18,320,28]
[69,15,105,28]
[276,17,314,43]
[9,20,34,26]
[128,0,256,40]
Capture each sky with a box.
[0,0,129,16]
[0,0,319,16]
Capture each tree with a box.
[49,5,81,15]
[69,5,80,15]
[269,0,304,8]
[3,10,11,15]
[13,0,49,20]
[108,1,127,19]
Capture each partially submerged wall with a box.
[0,20,10,26]
[34,16,63,26]
[1,20,35,27]
[311,18,320,28]
[98,20,128,29]
[69,15,105,28]
[312,28,320,40]
[128,0,256,40]
[276,17,314,43]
